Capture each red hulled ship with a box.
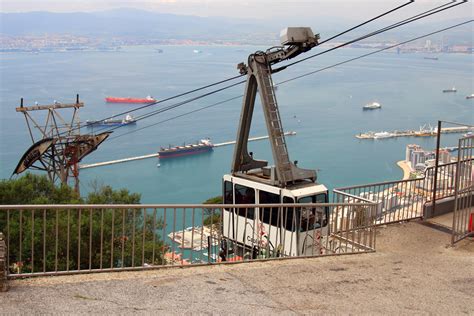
[105,96,156,103]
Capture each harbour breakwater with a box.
[356,126,473,139]
[79,131,297,169]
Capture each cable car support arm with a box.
[232,27,320,187]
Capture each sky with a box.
[1,0,473,20]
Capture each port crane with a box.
[222,28,329,258]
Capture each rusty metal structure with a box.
[13,95,110,193]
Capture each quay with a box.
[79,131,297,169]
[356,126,473,139]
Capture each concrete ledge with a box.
[0,232,9,292]
[424,192,474,219]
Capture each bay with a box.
[0,46,473,204]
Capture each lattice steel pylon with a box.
[13,95,110,193]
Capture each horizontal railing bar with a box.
[335,178,420,191]
[0,202,375,210]
[7,248,375,279]
[332,189,375,203]
[331,235,374,251]
[335,159,473,192]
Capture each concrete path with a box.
[2,221,473,315]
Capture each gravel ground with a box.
[1,221,473,315]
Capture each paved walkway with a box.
[1,221,473,315]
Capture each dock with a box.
[79,131,297,169]
[356,126,473,140]
[167,226,218,250]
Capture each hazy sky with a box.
[1,0,473,20]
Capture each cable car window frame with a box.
[283,196,296,232]
[259,190,280,226]
[234,184,255,219]
[224,180,233,204]
[297,193,329,231]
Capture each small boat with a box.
[193,49,202,54]
[442,87,457,93]
[86,114,136,127]
[423,57,438,60]
[363,102,382,110]
[466,94,474,99]
[105,96,156,103]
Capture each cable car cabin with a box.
[222,174,329,258]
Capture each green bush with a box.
[0,174,165,273]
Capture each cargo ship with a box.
[442,87,456,93]
[105,96,156,103]
[158,139,213,159]
[86,114,136,127]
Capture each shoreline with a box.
[397,160,412,180]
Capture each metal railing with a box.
[0,202,376,278]
[334,177,427,225]
[333,160,471,225]
[452,136,474,244]
[0,233,7,291]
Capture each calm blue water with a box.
[1,46,473,204]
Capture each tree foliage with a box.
[0,173,80,205]
[202,195,222,226]
[0,174,164,274]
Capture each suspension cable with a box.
[277,19,473,85]
[106,20,473,142]
[63,73,246,135]
[109,95,243,141]
[64,2,418,135]
[282,0,466,69]
[317,0,414,46]
[102,80,245,134]
[84,1,467,137]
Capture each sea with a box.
[0,46,473,204]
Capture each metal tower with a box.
[13,95,110,193]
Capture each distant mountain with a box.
[0,9,275,41]
[0,9,471,44]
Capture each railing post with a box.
[431,120,442,218]
[0,232,9,292]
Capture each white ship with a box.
[466,94,474,99]
[363,101,382,110]
[373,131,393,139]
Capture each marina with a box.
[79,131,297,169]
[356,126,474,140]
[167,226,218,250]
